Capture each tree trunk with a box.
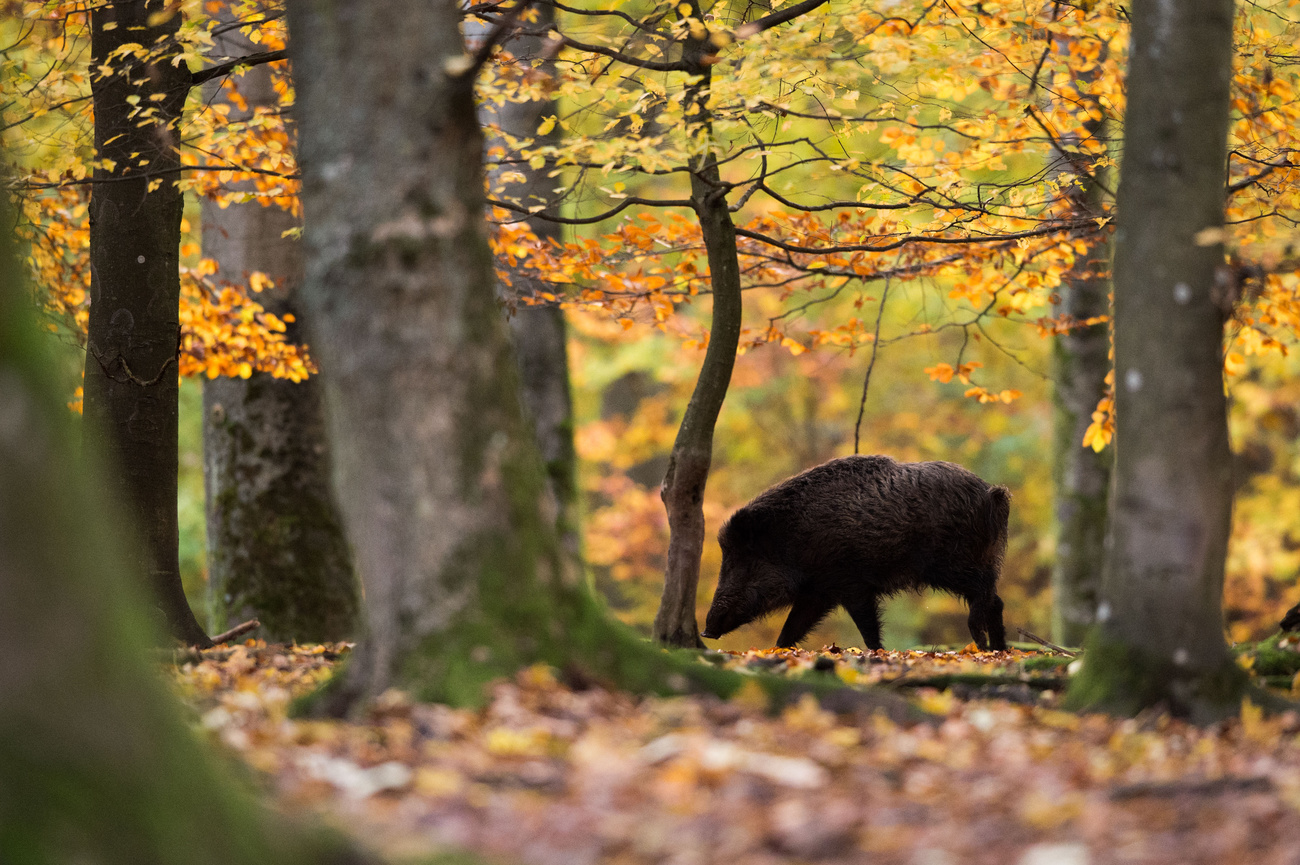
[1050,254,1111,646]
[84,0,210,647]
[653,22,744,649]
[1066,0,1247,721]
[201,22,358,643]
[0,168,361,865]
[1050,66,1113,647]
[286,0,911,721]
[482,5,581,560]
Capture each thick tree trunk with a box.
[653,29,744,649]
[201,23,357,643]
[0,174,361,865]
[84,0,210,647]
[1066,0,1247,721]
[287,0,910,720]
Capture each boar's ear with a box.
[719,506,767,550]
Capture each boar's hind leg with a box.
[775,592,837,648]
[842,596,884,651]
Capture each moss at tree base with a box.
[1065,630,1248,724]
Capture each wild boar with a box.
[700,455,1010,651]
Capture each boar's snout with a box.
[702,594,743,640]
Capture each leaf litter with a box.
[172,641,1300,865]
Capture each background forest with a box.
[10,0,1300,863]
[9,0,1299,650]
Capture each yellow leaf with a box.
[536,115,557,136]
[917,689,955,715]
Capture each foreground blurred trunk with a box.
[201,19,357,642]
[83,0,209,646]
[0,171,360,865]
[1066,0,1247,721]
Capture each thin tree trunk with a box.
[84,0,210,647]
[1066,0,1247,721]
[1051,248,1111,646]
[1050,63,1113,646]
[201,22,358,643]
[652,17,744,649]
[0,169,363,865]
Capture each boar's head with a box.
[701,509,796,639]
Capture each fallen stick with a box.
[210,619,260,645]
[1016,627,1077,657]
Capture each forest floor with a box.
[172,640,1300,865]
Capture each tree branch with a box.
[190,49,288,87]
[738,0,830,36]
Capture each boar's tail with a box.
[985,485,1012,566]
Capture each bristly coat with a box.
[701,455,1010,650]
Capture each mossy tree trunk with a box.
[200,19,358,643]
[0,167,360,865]
[286,0,909,719]
[1066,0,1247,721]
[288,0,694,711]
[1050,56,1113,647]
[482,5,581,560]
[84,0,210,647]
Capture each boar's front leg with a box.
[775,591,838,648]
[966,592,1007,651]
[842,595,884,651]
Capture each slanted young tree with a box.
[1067,0,1248,719]
[200,10,358,642]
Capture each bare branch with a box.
[190,49,288,87]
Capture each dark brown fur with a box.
[701,455,1010,650]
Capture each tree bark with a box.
[652,15,744,649]
[201,21,358,643]
[84,0,210,646]
[1051,250,1111,646]
[1050,58,1113,647]
[482,5,581,561]
[0,163,363,865]
[1066,0,1247,721]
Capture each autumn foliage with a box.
[4,0,1300,639]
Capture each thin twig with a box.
[853,257,902,453]
[210,618,260,645]
[1016,627,1077,657]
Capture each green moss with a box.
[1065,630,1248,723]
[1237,635,1300,677]
[1023,655,1075,672]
